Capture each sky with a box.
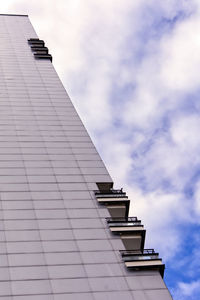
[0,0,200,299]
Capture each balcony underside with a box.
[125,260,165,277]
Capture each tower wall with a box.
[0,15,172,300]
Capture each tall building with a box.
[0,14,173,300]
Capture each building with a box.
[0,14,173,300]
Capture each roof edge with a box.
[0,13,28,17]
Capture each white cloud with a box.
[160,15,200,91]
[193,180,200,216]
[173,279,200,300]
[170,115,200,152]
[128,188,186,258]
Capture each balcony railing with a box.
[120,249,159,261]
[94,188,127,198]
[106,217,142,227]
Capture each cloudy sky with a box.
[1,0,200,299]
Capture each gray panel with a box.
[48,265,86,278]
[77,240,112,251]
[10,266,49,280]
[0,267,10,280]
[1,192,31,201]
[85,263,123,277]
[81,251,119,264]
[11,280,52,295]
[64,199,96,209]
[126,274,166,290]
[0,282,12,296]
[131,290,146,300]
[35,209,67,219]
[8,253,46,266]
[45,252,82,265]
[70,218,103,229]
[31,191,61,200]
[33,200,65,209]
[3,210,35,219]
[13,296,54,300]
[68,208,99,218]
[110,239,126,250]
[40,229,73,240]
[4,220,38,230]
[54,293,93,300]
[145,289,173,300]
[93,291,133,300]
[89,277,128,292]
[51,278,91,293]
[42,240,77,252]
[73,228,108,240]
[38,219,70,229]
[2,201,33,210]
[61,191,91,200]
[0,256,9,268]
[132,290,173,300]
[6,241,43,253]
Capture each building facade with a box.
[0,14,172,300]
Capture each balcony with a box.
[34,53,52,62]
[120,249,165,277]
[28,38,45,47]
[107,217,145,250]
[28,38,52,62]
[95,189,129,218]
[31,46,49,53]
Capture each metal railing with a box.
[120,249,160,261]
[94,188,126,197]
[120,249,156,255]
[106,217,142,227]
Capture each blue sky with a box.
[2,0,200,299]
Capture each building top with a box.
[0,13,28,17]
